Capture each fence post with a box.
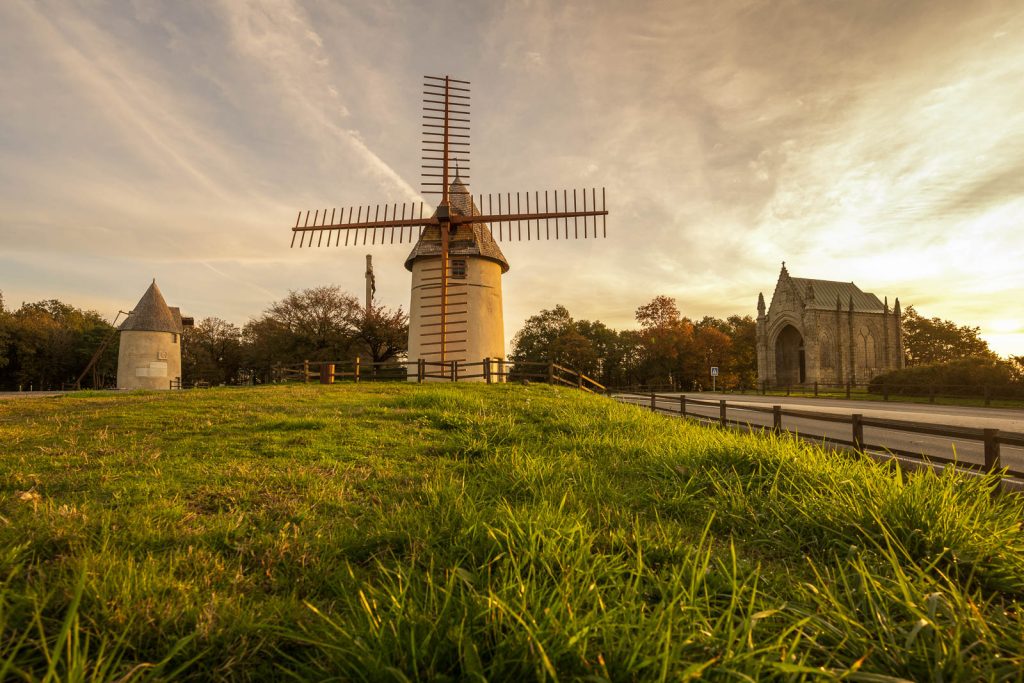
[984,385,991,407]
[680,395,686,417]
[547,361,554,385]
[852,414,864,453]
[814,381,818,397]
[883,385,889,402]
[786,384,791,397]
[354,356,360,383]
[451,360,458,382]
[303,360,310,383]
[484,358,491,384]
[498,358,505,383]
[320,363,334,385]
[772,405,782,434]
[577,371,583,389]
[719,399,727,426]
[650,392,657,412]
[983,429,1001,471]
[845,382,851,399]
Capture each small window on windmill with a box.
[451,259,467,279]
[171,333,178,344]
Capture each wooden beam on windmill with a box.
[289,75,609,379]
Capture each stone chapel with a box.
[756,264,904,387]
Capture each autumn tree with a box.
[634,296,694,389]
[726,315,758,388]
[902,305,995,365]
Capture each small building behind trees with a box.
[117,280,192,390]
[756,264,903,387]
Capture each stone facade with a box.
[404,178,507,381]
[117,281,192,390]
[756,265,903,387]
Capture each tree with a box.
[509,305,575,367]
[249,286,360,362]
[0,299,116,390]
[350,303,409,364]
[183,318,243,386]
[902,305,995,365]
[0,292,11,373]
[634,296,694,390]
[635,296,681,328]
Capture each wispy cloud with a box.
[1,0,1022,355]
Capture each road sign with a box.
[710,367,719,376]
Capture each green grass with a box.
[1,384,1022,681]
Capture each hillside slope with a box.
[1,384,1022,680]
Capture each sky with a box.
[1,0,1023,356]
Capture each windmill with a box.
[289,75,608,380]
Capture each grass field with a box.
[1,384,1022,681]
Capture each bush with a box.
[869,357,1024,398]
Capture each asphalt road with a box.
[615,391,1024,477]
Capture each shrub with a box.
[869,357,1024,398]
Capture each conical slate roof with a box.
[119,280,183,333]
[404,177,509,273]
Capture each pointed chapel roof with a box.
[119,280,183,333]
[404,176,510,273]
[790,277,885,313]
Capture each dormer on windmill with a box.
[288,75,609,382]
[117,280,194,390]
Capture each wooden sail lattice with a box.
[290,75,608,364]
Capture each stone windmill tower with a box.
[117,280,191,390]
[287,75,608,381]
[404,174,508,369]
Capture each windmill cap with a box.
[404,178,509,272]
[119,280,186,333]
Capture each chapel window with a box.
[451,259,467,279]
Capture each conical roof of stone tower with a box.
[119,280,183,333]
[404,176,509,273]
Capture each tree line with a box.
[509,297,757,390]
[0,287,408,390]
[0,286,1018,391]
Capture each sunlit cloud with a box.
[1,0,1022,356]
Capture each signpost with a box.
[710,366,719,392]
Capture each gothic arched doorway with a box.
[774,324,805,385]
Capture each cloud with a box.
[1,0,1023,355]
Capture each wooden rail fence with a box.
[273,358,605,393]
[615,391,1024,480]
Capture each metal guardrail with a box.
[615,391,1024,479]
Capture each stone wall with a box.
[407,256,504,382]
[116,330,181,390]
